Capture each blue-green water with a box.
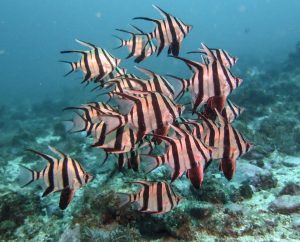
[0,0,300,241]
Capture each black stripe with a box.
[157,182,163,212]
[94,48,105,80]
[82,52,92,81]
[165,182,175,209]
[232,128,243,157]
[223,125,231,158]
[141,184,150,211]
[62,157,69,188]
[72,158,82,185]
[212,61,221,96]
[151,93,164,130]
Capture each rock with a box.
[230,183,253,202]
[188,204,214,219]
[59,224,80,242]
[282,157,300,167]
[292,214,300,230]
[252,173,277,190]
[224,203,244,216]
[269,195,300,214]
[279,182,300,196]
[233,162,264,184]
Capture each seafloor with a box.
[1,43,300,241]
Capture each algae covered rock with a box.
[269,195,300,214]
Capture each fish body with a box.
[172,56,242,112]
[198,112,254,180]
[21,146,93,209]
[189,43,238,68]
[114,25,157,62]
[61,39,121,83]
[134,5,192,56]
[143,124,212,186]
[118,180,181,214]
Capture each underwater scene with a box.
[1,0,300,241]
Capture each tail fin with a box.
[18,165,38,188]
[166,74,189,101]
[112,35,126,49]
[59,60,77,77]
[117,193,131,208]
[141,154,163,173]
[62,112,89,133]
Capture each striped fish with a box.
[116,151,140,171]
[114,25,157,63]
[64,102,117,133]
[134,5,192,56]
[171,55,243,113]
[94,66,127,85]
[118,180,181,214]
[197,111,254,180]
[143,124,213,188]
[60,39,121,84]
[202,99,245,123]
[91,124,139,154]
[99,67,176,100]
[101,90,184,141]
[20,146,93,210]
[188,43,238,68]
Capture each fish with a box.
[142,124,213,187]
[93,66,128,85]
[116,151,140,171]
[188,43,238,68]
[133,5,192,56]
[202,99,245,123]
[197,111,254,180]
[98,66,176,100]
[60,39,121,84]
[63,102,117,133]
[114,25,157,62]
[100,90,184,141]
[20,146,93,210]
[118,180,182,214]
[171,55,243,113]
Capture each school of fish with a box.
[21,5,254,214]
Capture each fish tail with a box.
[112,35,126,49]
[62,113,88,133]
[59,60,78,77]
[141,154,163,173]
[116,193,131,208]
[18,165,39,188]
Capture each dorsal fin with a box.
[152,5,170,18]
[129,24,145,34]
[48,146,66,159]
[170,56,203,72]
[75,39,97,50]
[135,66,156,79]
[26,149,55,164]
[115,28,136,37]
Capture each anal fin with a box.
[59,188,75,210]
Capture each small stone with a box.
[253,173,277,190]
[188,204,214,219]
[279,182,300,196]
[269,195,300,214]
[292,214,300,230]
[282,157,300,167]
[59,224,81,242]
